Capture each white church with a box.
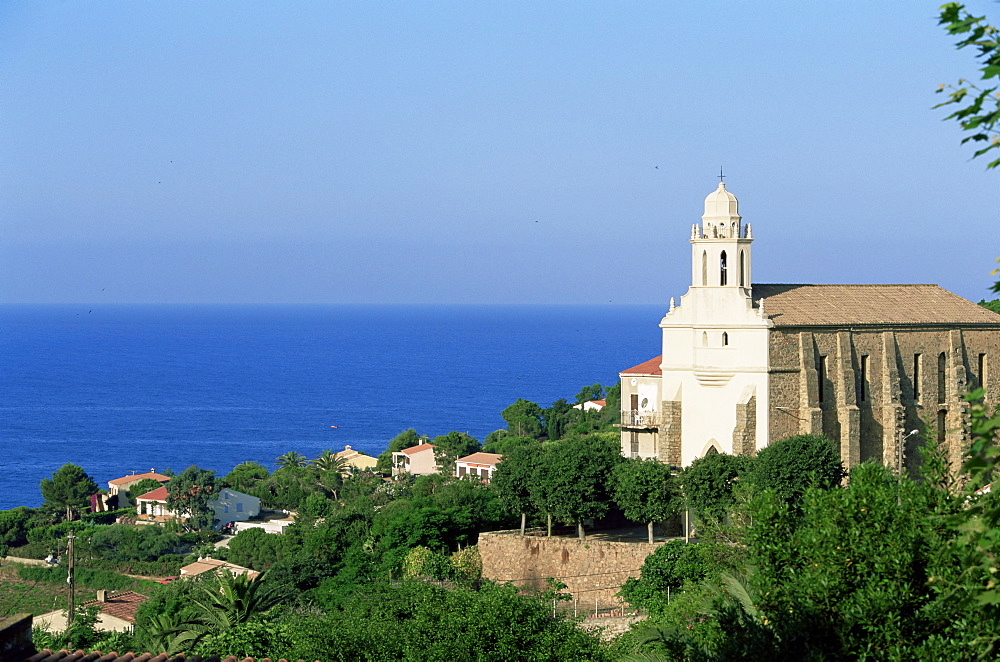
[619,181,1000,472]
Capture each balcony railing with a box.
[621,410,658,428]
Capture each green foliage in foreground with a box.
[619,540,717,616]
[746,433,845,509]
[280,581,609,662]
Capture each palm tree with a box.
[310,449,351,476]
[310,450,351,500]
[274,451,308,469]
[190,570,286,630]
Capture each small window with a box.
[702,331,708,346]
[236,502,243,512]
[817,355,827,404]
[720,251,728,286]
[914,354,922,403]
[701,251,708,286]
[722,332,729,346]
[459,465,466,477]
[223,503,229,514]
[980,353,988,390]
[859,355,868,402]
[739,250,746,287]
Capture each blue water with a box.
[0,304,663,511]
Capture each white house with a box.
[455,452,503,483]
[392,443,439,476]
[135,486,260,529]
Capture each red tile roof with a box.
[620,356,662,376]
[400,443,436,455]
[82,591,148,623]
[108,472,170,486]
[456,452,503,466]
[135,486,168,501]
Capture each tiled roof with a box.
[456,452,503,466]
[399,443,435,455]
[621,356,662,376]
[179,557,260,581]
[753,284,1000,327]
[83,591,148,623]
[135,486,168,501]
[108,472,170,486]
[26,650,310,662]
[591,399,606,407]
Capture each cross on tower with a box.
[718,167,725,183]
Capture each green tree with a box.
[502,399,544,439]
[575,383,604,404]
[40,464,98,521]
[680,452,752,522]
[311,450,351,476]
[281,581,610,662]
[90,523,182,561]
[127,478,165,506]
[165,466,217,531]
[729,462,946,660]
[483,434,537,455]
[613,457,679,543]
[190,570,287,631]
[530,434,621,540]
[618,539,715,614]
[274,451,309,469]
[935,3,1000,169]
[745,434,844,510]
[0,506,34,548]
[542,398,576,440]
[222,461,270,492]
[492,443,537,536]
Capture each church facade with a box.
[619,182,1000,473]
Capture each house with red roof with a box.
[35,590,149,634]
[102,470,170,510]
[391,443,439,476]
[135,486,260,529]
[455,452,503,483]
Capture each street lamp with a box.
[898,429,919,475]
[45,534,75,626]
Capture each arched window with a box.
[722,332,729,346]
[702,331,708,346]
[739,250,746,287]
[706,444,720,455]
[720,251,727,286]
[701,251,708,286]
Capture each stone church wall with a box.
[766,326,1000,472]
[478,531,661,608]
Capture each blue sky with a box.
[2,1,998,304]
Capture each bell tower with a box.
[690,179,753,294]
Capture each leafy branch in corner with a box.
[935,3,1000,169]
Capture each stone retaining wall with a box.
[478,530,661,608]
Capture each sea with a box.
[0,304,664,511]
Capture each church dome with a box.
[703,182,739,219]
